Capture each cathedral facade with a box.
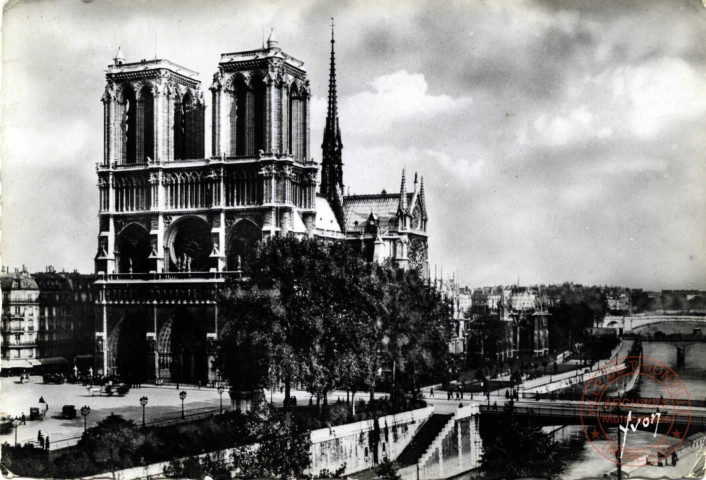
[93,29,428,382]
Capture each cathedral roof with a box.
[315,195,344,236]
[342,193,414,232]
[291,210,308,235]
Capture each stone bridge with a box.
[600,315,706,334]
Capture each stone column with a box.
[210,82,221,157]
[154,81,168,163]
[279,83,284,153]
[146,305,158,382]
[207,309,218,382]
[265,78,276,154]
[167,91,175,162]
[95,301,108,376]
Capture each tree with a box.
[79,414,145,480]
[217,237,453,414]
[480,408,564,478]
[236,407,311,479]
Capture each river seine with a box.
[560,340,706,479]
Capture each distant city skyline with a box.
[2,0,705,290]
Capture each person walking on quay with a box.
[37,430,44,446]
[20,413,26,425]
[429,387,434,397]
[44,437,49,450]
[672,452,678,467]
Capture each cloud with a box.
[1,0,704,290]
[313,70,472,137]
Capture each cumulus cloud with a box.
[313,70,472,136]
[1,0,704,289]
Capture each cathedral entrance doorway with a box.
[160,308,207,384]
[109,310,149,383]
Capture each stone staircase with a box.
[396,413,453,468]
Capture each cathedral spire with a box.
[327,19,339,139]
[419,176,426,211]
[321,18,345,231]
[399,169,408,212]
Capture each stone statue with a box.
[237,255,242,271]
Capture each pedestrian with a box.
[430,388,434,397]
[447,390,451,400]
[45,436,50,450]
[37,430,44,446]
[198,381,201,389]
[460,390,464,400]
[470,392,473,400]
[176,383,180,389]
[21,413,26,425]
[39,396,45,403]
[493,401,498,411]
[672,452,678,467]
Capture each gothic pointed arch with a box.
[227,219,261,270]
[116,222,151,273]
[107,310,149,382]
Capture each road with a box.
[0,376,391,449]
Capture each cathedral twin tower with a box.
[97,32,320,280]
[93,28,429,383]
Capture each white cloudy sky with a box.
[2,0,705,290]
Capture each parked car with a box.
[61,405,77,419]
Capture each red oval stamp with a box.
[580,355,692,468]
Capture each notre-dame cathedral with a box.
[93,28,429,383]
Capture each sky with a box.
[2,0,705,290]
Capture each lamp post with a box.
[217,385,225,414]
[12,418,19,446]
[80,405,91,433]
[139,396,148,428]
[179,391,187,419]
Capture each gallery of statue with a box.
[94,30,429,383]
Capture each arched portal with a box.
[169,308,207,384]
[117,223,151,273]
[108,310,149,382]
[227,220,261,270]
[168,216,212,272]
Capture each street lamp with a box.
[139,396,148,428]
[179,390,187,419]
[12,417,19,446]
[217,385,225,414]
[80,405,91,433]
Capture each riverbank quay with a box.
[605,432,706,478]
